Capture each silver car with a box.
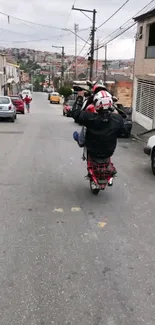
[0,96,16,122]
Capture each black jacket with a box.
[71,96,126,158]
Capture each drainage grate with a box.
[0,131,24,134]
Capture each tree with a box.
[33,75,45,92]
[58,86,72,99]
[33,79,40,92]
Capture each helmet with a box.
[94,90,113,111]
[94,90,112,102]
[92,83,108,94]
[94,97,113,111]
[86,104,96,113]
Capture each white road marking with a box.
[53,208,64,213]
[71,207,81,212]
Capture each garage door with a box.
[136,78,155,129]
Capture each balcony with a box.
[146,46,155,58]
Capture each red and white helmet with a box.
[94,90,113,111]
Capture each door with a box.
[136,79,155,129]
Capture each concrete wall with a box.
[116,81,133,107]
[107,81,133,107]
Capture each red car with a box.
[10,96,25,114]
[63,99,75,117]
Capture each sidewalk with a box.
[131,122,155,143]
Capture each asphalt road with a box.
[0,92,155,325]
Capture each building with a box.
[0,54,6,95]
[132,8,155,129]
[6,62,20,95]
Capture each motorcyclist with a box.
[71,90,127,175]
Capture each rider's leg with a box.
[73,128,85,148]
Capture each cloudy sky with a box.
[0,0,154,59]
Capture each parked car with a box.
[144,135,155,175]
[48,93,51,100]
[50,92,60,104]
[22,89,32,99]
[10,95,25,114]
[63,99,75,117]
[0,96,16,122]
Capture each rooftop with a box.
[134,8,155,22]
[105,74,132,82]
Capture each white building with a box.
[6,62,20,95]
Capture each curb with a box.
[131,133,145,143]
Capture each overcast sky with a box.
[0,0,153,59]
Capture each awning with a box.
[6,78,14,84]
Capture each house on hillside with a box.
[132,8,155,130]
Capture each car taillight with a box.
[9,106,12,110]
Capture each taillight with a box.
[9,106,12,110]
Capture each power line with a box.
[97,0,130,30]
[66,36,90,72]
[96,0,155,49]
[0,11,64,30]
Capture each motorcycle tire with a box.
[151,151,155,175]
[90,180,100,195]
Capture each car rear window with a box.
[0,97,10,104]
[52,93,59,96]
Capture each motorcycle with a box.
[73,81,117,195]
[82,148,115,195]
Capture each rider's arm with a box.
[71,102,94,126]
[72,95,83,112]
[71,92,94,126]
[114,114,128,136]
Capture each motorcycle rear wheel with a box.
[90,180,100,195]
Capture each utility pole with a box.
[61,46,65,86]
[52,45,65,87]
[72,6,97,81]
[90,9,96,81]
[74,23,78,79]
[104,44,107,84]
[96,39,99,78]
[49,66,51,87]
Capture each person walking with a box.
[24,95,32,113]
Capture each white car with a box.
[0,96,16,122]
[22,89,32,99]
[144,135,155,175]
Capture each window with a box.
[0,97,10,104]
[145,22,155,58]
[139,25,143,39]
[148,23,155,46]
